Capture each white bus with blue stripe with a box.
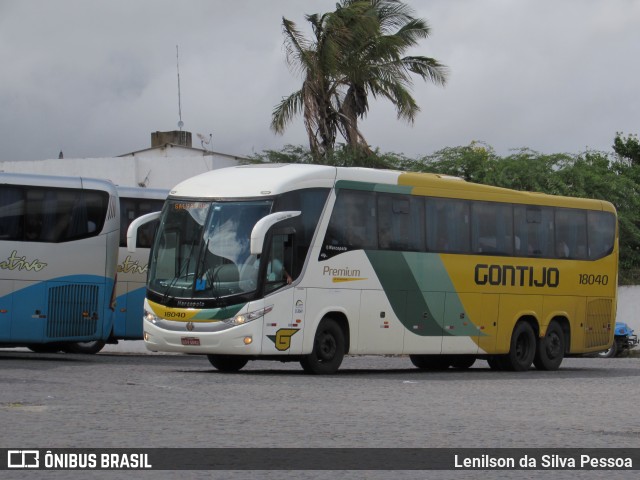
[0,173,120,351]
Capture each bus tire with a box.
[300,318,345,375]
[63,340,107,354]
[503,321,536,371]
[27,343,63,353]
[450,356,476,369]
[410,355,451,370]
[597,341,618,358]
[207,355,249,372]
[533,322,565,370]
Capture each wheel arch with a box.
[304,309,351,355]
[517,314,540,338]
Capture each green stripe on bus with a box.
[335,180,413,195]
[365,251,484,337]
[192,303,246,321]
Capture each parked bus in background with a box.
[68,187,167,353]
[0,173,119,351]
[129,164,618,374]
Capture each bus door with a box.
[260,232,305,355]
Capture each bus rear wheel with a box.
[300,318,345,375]
[62,340,107,354]
[501,321,536,371]
[207,355,248,372]
[534,322,565,370]
[410,355,451,370]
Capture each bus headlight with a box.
[224,306,273,326]
[143,308,160,324]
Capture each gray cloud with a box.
[0,0,638,161]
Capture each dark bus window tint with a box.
[275,188,330,279]
[0,186,25,240]
[588,211,615,259]
[425,198,470,253]
[119,198,165,248]
[377,194,425,251]
[513,205,554,257]
[324,189,377,250]
[555,208,587,259]
[81,191,109,238]
[20,187,108,243]
[471,202,513,255]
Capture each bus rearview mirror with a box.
[250,211,301,255]
[126,211,162,252]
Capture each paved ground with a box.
[1,350,638,480]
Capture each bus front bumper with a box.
[143,318,263,355]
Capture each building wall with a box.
[0,154,241,189]
[617,286,640,333]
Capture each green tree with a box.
[271,0,447,159]
[613,131,640,166]
[335,0,448,154]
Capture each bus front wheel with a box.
[300,318,345,375]
[503,321,536,371]
[63,340,107,354]
[207,355,249,372]
[533,322,565,370]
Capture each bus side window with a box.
[324,190,376,250]
[426,198,469,253]
[0,186,24,240]
[555,208,587,259]
[264,233,294,294]
[588,211,615,259]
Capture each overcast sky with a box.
[0,0,638,162]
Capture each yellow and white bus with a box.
[129,164,618,374]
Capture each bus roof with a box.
[167,164,615,213]
[0,171,118,195]
[116,185,169,200]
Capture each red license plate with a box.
[181,337,201,346]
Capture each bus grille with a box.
[47,285,99,338]
[585,298,613,348]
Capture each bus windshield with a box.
[148,199,272,302]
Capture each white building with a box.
[0,130,245,189]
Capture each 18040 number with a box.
[578,274,609,285]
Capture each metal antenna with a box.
[176,45,183,131]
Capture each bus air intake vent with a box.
[585,298,613,348]
[47,284,99,338]
[107,195,117,220]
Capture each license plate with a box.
[181,337,201,346]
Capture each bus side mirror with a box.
[126,211,162,252]
[250,211,301,255]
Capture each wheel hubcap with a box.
[318,332,336,361]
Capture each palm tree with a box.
[336,0,448,154]
[271,0,447,159]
